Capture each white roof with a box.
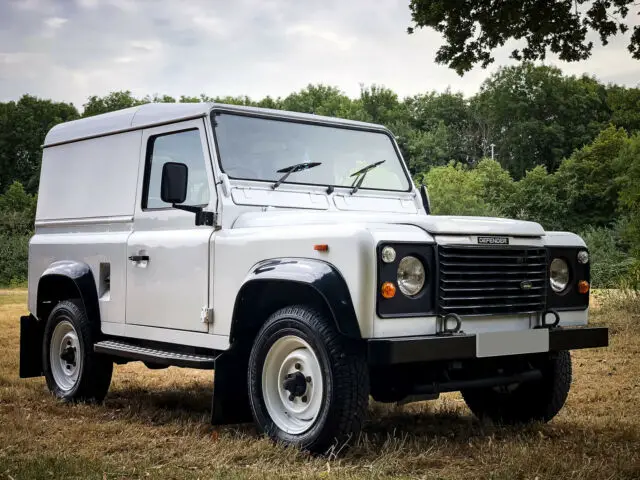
[44,102,386,147]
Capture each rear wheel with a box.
[43,299,113,402]
[248,305,369,453]
[462,351,572,424]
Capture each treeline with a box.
[1,63,640,287]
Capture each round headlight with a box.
[397,256,426,296]
[577,250,589,264]
[550,258,570,293]
[381,246,396,263]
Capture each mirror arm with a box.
[172,204,216,227]
[172,204,200,214]
[419,184,431,215]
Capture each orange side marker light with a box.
[578,280,590,294]
[381,282,396,299]
[314,244,329,252]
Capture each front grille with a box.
[438,245,547,316]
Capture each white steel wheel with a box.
[261,335,324,435]
[49,320,82,392]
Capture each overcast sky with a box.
[1,0,639,109]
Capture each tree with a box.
[0,181,36,286]
[615,133,640,256]
[606,85,640,133]
[0,181,37,235]
[405,90,479,164]
[580,225,634,288]
[475,64,609,177]
[509,165,565,230]
[474,158,516,215]
[357,85,407,125]
[424,163,496,216]
[403,121,452,172]
[280,84,354,118]
[212,95,258,107]
[555,125,630,229]
[0,96,79,193]
[143,94,176,104]
[82,91,145,117]
[407,0,640,75]
[179,94,216,103]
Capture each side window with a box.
[143,129,211,209]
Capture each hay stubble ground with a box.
[0,289,638,479]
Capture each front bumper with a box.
[367,326,608,365]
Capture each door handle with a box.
[128,255,150,262]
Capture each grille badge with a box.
[477,236,509,245]
[520,280,534,290]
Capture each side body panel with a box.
[29,129,142,322]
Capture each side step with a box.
[94,340,218,369]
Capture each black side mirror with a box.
[160,161,216,227]
[160,162,188,204]
[420,184,431,214]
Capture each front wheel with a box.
[462,351,572,424]
[248,305,369,453]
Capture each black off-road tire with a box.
[462,351,572,424]
[248,305,369,453]
[42,299,113,403]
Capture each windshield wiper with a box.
[272,162,322,189]
[349,160,385,194]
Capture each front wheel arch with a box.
[230,259,362,347]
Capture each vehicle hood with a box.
[232,211,545,237]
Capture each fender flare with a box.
[231,258,361,340]
[37,260,100,324]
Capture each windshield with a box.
[212,113,411,192]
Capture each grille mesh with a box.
[438,245,547,316]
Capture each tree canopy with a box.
[408,0,640,74]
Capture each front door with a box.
[126,119,215,332]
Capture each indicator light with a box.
[381,282,396,299]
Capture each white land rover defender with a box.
[20,103,608,452]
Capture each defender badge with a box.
[477,236,509,245]
[520,280,533,290]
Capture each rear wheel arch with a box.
[36,261,100,327]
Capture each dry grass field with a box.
[0,289,638,479]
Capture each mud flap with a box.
[20,315,44,378]
[211,349,253,425]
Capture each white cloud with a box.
[105,0,137,13]
[129,40,161,52]
[285,24,355,51]
[43,16,67,29]
[75,0,99,8]
[12,0,56,12]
